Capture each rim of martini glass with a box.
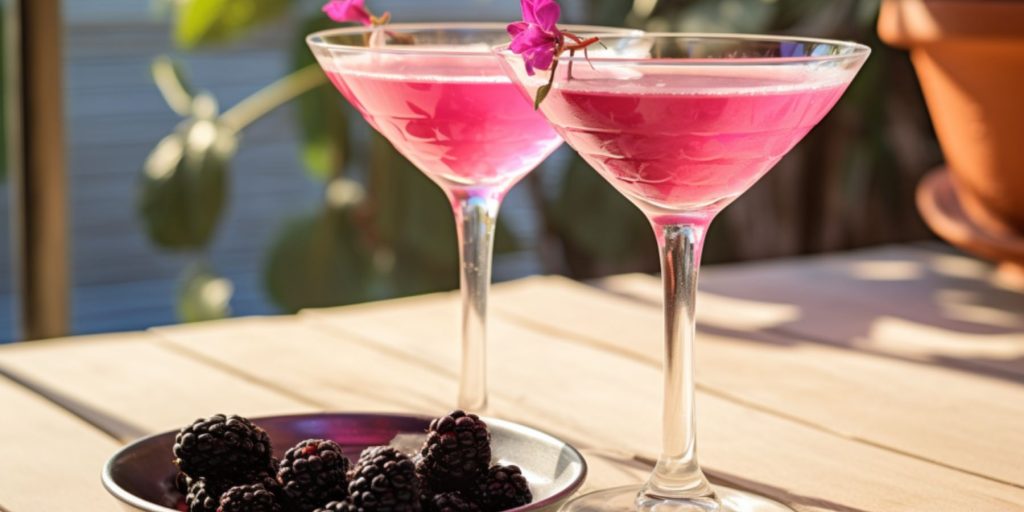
[494,32,871,65]
[306,23,643,57]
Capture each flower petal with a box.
[322,0,372,26]
[509,25,553,54]
[510,0,564,78]
[533,0,561,31]
[507,21,529,37]
[526,45,556,72]
[520,0,539,25]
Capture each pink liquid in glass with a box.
[328,54,563,190]
[539,72,847,216]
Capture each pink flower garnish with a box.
[322,0,373,26]
[507,0,564,75]
[507,0,601,108]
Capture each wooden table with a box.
[2,244,1022,512]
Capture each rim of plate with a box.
[102,412,588,512]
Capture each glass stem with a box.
[640,222,716,505]
[451,189,502,413]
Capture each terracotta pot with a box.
[878,0,1024,271]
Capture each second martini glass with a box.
[307,24,635,411]
[497,34,869,512]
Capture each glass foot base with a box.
[560,485,794,512]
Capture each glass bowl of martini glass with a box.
[496,34,869,512]
[306,24,640,412]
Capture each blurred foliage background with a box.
[141,0,941,322]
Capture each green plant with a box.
[140,0,939,320]
[142,52,327,320]
[142,0,519,320]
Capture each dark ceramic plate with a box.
[102,413,587,512]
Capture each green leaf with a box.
[549,156,656,276]
[586,0,637,25]
[139,116,235,250]
[534,84,552,110]
[534,59,559,110]
[263,205,376,313]
[174,0,291,50]
[676,0,777,33]
[292,15,349,182]
[177,262,233,322]
[365,132,519,297]
[366,133,459,295]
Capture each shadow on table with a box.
[579,451,870,512]
[608,245,1024,384]
[710,246,1024,381]
[707,469,872,512]
[0,362,147,442]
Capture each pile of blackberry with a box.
[171,411,532,512]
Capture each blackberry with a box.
[348,446,421,512]
[186,478,228,512]
[278,439,351,511]
[173,414,272,482]
[250,471,285,498]
[417,411,491,493]
[314,502,354,512]
[429,492,480,512]
[476,465,531,512]
[218,483,283,512]
[175,472,192,495]
[181,463,280,512]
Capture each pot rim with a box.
[878,0,1024,46]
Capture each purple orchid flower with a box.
[507,0,564,75]
[322,0,373,26]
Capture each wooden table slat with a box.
[489,274,1024,488]
[682,245,1024,378]
[151,316,651,495]
[0,331,312,436]
[301,291,1024,512]
[0,377,121,511]
[149,316,457,414]
[0,244,1021,512]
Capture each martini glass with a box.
[307,24,638,412]
[496,34,869,512]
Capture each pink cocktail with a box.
[308,24,635,411]
[544,73,846,220]
[498,34,869,512]
[326,55,561,189]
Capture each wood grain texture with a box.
[152,315,652,495]
[491,273,1024,488]
[149,315,456,414]
[0,331,312,435]
[302,289,1024,512]
[1,246,1022,511]
[650,245,1024,379]
[0,377,121,511]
